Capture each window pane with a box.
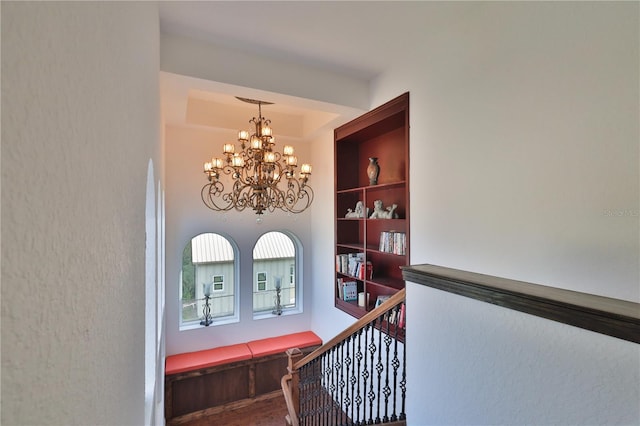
[182,233,236,325]
[253,231,297,314]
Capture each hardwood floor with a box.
[177,393,289,426]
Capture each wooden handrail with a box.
[281,374,298,426]
[402,264,640,344]
[282,348,303,426]
[293,289,405,371]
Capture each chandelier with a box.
[202,97,313,216]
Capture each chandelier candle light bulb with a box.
[201,97,314,215]
[232,154,244,168]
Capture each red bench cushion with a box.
[165,343,252,375]
[247,331,322,357]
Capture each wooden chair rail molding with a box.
[401,264,640,344]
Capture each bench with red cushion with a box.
[164,331,322,424]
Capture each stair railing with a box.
[282,289,406,426]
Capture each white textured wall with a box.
[368,2,640,424]
[308,2,639,424]
[2,2,161,425]
[407,284,639,425]
[377,1,639,301]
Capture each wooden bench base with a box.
[165,332,322,424]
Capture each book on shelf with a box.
[375,294,392,307]
[379,231,406,255]
[355,261,373,280]
[388,307,397,325]
[342,281,358,302]
[336,252,368,278]
[398,303,406,328]
[388,302,406,326]
[382,301,405,328]
[347,252,365,276]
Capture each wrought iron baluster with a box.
[382,309,393,422]
[354,328,363,426]
[322,352,328,426]
[375,313,384,424]
[332,345,340,425]
[349,333,357,425]
[368,318,378,424]
[344,335,352,424]
[313,358,321,426]
[326,351,333,425]
[391,305,401,421]
[400,311,407,421]
[362,323,370,424]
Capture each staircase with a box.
[282,290,406,426]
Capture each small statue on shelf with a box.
[369,199,398,219]
[345,201,367,218]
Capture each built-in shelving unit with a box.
[334,93,410,321]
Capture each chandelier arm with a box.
[201,182,235,212]
[200,99,313,216]
[282,181,314,214]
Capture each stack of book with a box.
[379,231,406,255]
[375,295,406,329]
[336,252,372,278]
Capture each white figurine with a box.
[345,201,366,218]
[369,200,398,219]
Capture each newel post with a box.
[286,348,304,424]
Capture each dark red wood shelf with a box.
[334,93,410,319]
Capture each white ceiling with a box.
[157,1,451,136]
[158,1,428,80]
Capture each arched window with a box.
[252,231,301,317]
[181,233,239,328]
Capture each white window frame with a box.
[252,231,303,320]
[256,272,267,292]
[212,274,224,292]
[180,233,240,330]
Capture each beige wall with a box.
[2,2,162,424]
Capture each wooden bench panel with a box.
[172,364,251,417]
[165,331,322,424]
